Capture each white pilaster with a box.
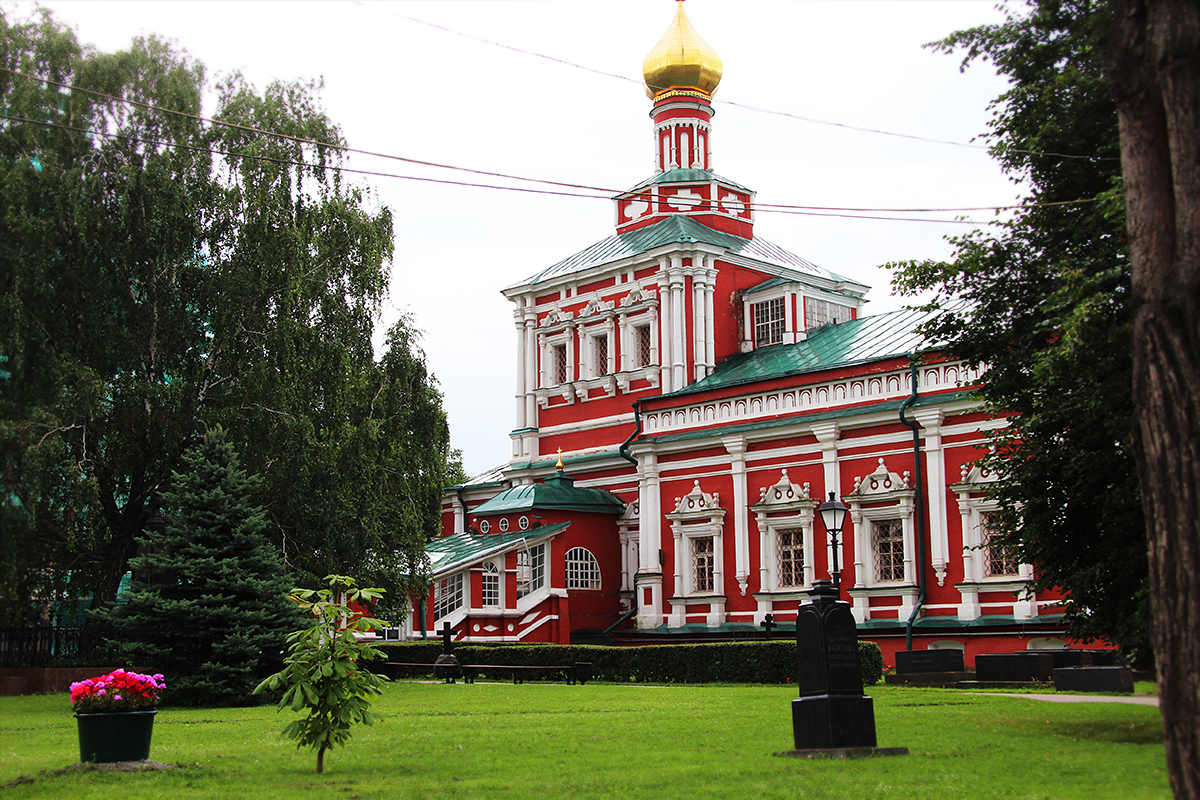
[669,257,686,389]
[703,260,716,372]
[724,436,750,595]
[915,408,948,586]
[637,452,663,628]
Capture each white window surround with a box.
[515,542,550,612]
[750,470,817,623]
[846,459,919,625]
[480,561,501,608]
[434,572,465,621]
[566,547,603,590]
[952,462,1036,620]
[804,296,854,333]
[666,480,726,627]
[617,500,641,605]
[754,296,786,348]
[580,322,615,380]
[539,329,574,391]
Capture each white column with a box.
[524,317,537,430]
[849,506,868,624]
[724,436,750,596]
[637,452,663,628]
[657,260,672,391]
[704,262,716,371]
[669,257,686,388]
[618,313,629,372]
[692,262,707,382]
[915,409,948,586]
[513,305,527,431]
[811,421,842,576]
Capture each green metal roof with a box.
[622,168,752,193]
[469,472,626,516]
[509,215,851,288]
[665,307,948,398]
[426,522,569,577]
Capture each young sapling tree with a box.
[255,574,390,774]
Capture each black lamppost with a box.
[817,491,849,591]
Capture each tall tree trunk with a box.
[1108,0,1200,796]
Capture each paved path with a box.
[985,693,1160,706]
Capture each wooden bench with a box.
[462,663,591,685]
[381,661,591,685]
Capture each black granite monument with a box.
[791,580,878,750]
[433,622,463,683]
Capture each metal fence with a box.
[0,625,118,668]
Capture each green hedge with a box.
[372,640,883,686]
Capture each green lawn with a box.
[1,682,1168,799]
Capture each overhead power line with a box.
[355,2,1118,164]
[1,66,1099,220]
[5,114,994,224]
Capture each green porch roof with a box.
[665,306,948,398]
[426,522,569,578]
[469,472,625,516]
[509,215,850,288]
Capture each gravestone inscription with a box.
[791,580,877,750]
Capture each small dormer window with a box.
[805,298,853,333]
[754,297,785,347]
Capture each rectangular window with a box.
[553,344,568,384]
[776,528,804,588]
[872,519,905,583]
[594,335,609,377]
[754,297,786,347]
[481,563,500,607]
[982,512,1019,577]
[516,543,546,599]
[635,324,652,367]
[692,536,715,593]
[805,298,853,332]
[433,572,464,620]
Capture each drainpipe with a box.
[455,485,468,534]
[601,606,638,646]
[618,399,643,465]
[899,357,928,652]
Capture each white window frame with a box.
[565,547,602,590]
[754,296,786,348]
[433,572,464,621]
[845,460,919,624]
[480,561,501,608]
[870,518,906,584]
[775,527,806,589]
[804,296,853,333]
[516,542,547,601]
[952,464,1036,620]
[749,471,818,615]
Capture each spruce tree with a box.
[107,427,299,706]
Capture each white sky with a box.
[18,0,1018,477]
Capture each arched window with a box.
[565,547,602,590]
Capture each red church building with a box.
[409,1,1084,666]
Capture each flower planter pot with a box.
[75,710,157,763]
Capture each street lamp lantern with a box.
[816,491,849,590]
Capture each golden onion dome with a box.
[642,1,723,100]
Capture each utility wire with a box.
[356,2,1118,163]
[1,66,1097,217]
[4,113,988,224]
